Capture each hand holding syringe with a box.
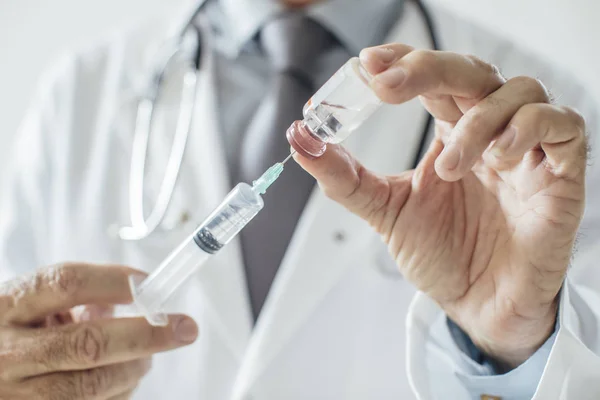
[129,57,381,325]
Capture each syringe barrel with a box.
[129,183,264,326]
[193,183,264,250]
[287,57,382,159]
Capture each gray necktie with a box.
[235,14,344,320]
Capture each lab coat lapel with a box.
[184,24,254,360]
[231,2,434,396]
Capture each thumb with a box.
[294,144,412,228]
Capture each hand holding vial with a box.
[295,44,586,368]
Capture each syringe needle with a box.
[253,151,297,195]
[281,151,297,165]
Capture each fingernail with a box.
[439,144,461,171]
[374,67,406,88]
[173,317,198,343]
[493,126,517,154]
[359,47,396,65]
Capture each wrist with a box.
[458,299,558,371]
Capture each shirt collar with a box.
[206,0,403,58]
[308,0,403,56]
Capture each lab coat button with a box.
[481,395,502,400]
[179,211,191,224]
[333,231,346,243]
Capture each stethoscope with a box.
[116,0,439,242]
[117,5,206,240]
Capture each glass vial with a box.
[286,57,382,159]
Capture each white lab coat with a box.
[2,1,600,399]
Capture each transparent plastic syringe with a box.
[128,156,292,326]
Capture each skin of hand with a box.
[0,263,199,400]
[295,44,587,369]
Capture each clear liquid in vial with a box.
[287,57,382,159]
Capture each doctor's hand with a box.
[296,44,587,370]
[0,263,199,400]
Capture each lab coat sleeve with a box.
[406,82,600,399]
[434,316,557,399]
[406,280,600,400]
[0,57,70,283]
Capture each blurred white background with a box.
[0,0,598,181]
[0,0,191,176]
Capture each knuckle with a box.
[509,76,550,102]
[47,263,84,298]
[464,110,489,135]
[0,275,35,319]
[410,50,437,69]
[465,54,501,77]
[321,186,337,202]
[341,163,365,203]
[70,324,108,364]
[581,136,590,164]
[378,43,414,55]
[519,102,548,124]
[363,178,392,221]
[561,106,586,132]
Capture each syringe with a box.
[128,153,295,326]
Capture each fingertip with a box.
[171,314,199,344]
[291,146,308,166]
[359,44,414,76]
[291,148,319,177]
[438,144,461,169]
[434,160,463,182]
[293,144,364,203]
[359,46,396,75]
[434,146,464,182]
[293,143,344,176]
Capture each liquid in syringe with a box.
[128,157,292,326]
